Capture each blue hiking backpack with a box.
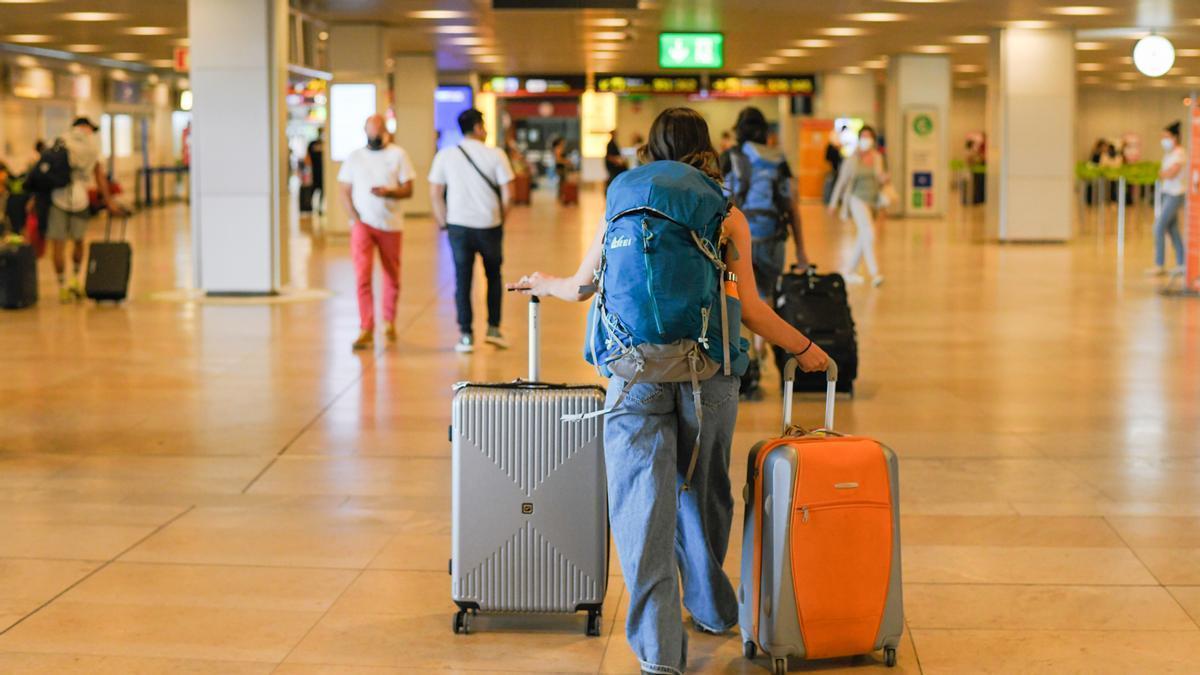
[571,161,748,489]
[726,142,793,242]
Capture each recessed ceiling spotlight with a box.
[1008,20,1054,28]
[1076,62,1104,71]
[776,48,809,58]
[953,64,983,72]
[432,25,476,34]
[951,35,989,44]
[63,44,104,52]
[124,26,173,35]
[590,31,628,40]
[3,34,53,43]
[1074,41,1106,50]
[842,66,866,74]
[408,10,468,19]
[110,52,144,61]
[589,42,626,51]
[914,45,951,53]
[148,59,174,68]
[61,12,126,21]
[862,60,888,69]
[586,17,631,27]
[448,37,486,46]
[845,13,907,22]
[1176,48,1200,57]
[476,55,502,62]
[794,39,834,48]
[820,27,866,36]
[763,56,786,65]
[1048,6,1113,16]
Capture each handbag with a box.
[24,210,44,258]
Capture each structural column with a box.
[814,72,879,127]
[392,55,436,215]
[986,28,1076,241]
[188,0,290,294]
[886,54,951,217]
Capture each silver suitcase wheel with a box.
[773,656,787,675]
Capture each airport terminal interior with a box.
[1,1,1200,673]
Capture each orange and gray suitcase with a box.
[738,359,903,673]
[450,297,608,636]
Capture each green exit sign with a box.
[659,32,724,69]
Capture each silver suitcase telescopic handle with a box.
[782,357,838,434]
[528,296,540,382]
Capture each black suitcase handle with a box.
[104,212,129,242]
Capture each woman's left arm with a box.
[725,209,829,372]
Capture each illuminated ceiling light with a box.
[914,45,951,53]
[589,31,628,40]
[1082,76,1101,84]
[124,26,173,35]
[1077,62,1104,71]
[432,25,476,34]
[776,48,809,58]
[466,47,496,55]
[1116,82,1133,90]
[820,27,866,36]
[1008,20,1054,28]
[172,38,190,46]
[888,0,955,3]
[61,12,126,21]
[63,44,104,52]
[148,59,174,68]
[586,17,630,27]
[317,31,329,41]
[951,35,989,44]
[1149,79,1168,87]
[845,12,907,22]
[408,10,468,19]
[953,64,983,72]
[3,34,53,43]
[1075,41,1106,50]
[1048,6,1113,16]
[1133,34,1175,77]
[1176,48,1200,57]
[110,52,144,61]
[1115,56,1133,64]
[448,37,486,46]
[842,66,866,74]
[589,42,626,51]
[475,55,502,63]
[762,56,786,65]
[862,60,888,69]
[794,39,834,48]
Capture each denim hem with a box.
[692,616,736,635]
[639,661,683,675]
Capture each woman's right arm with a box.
[508,226,604,302]
[828,155,854,211]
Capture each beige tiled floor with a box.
[1,187,1198,674]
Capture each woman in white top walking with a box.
[828,125,890,287]
[1149,121,1187,276]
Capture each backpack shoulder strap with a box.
[729,146,752,208]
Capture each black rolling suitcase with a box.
[299,185,315,213]
[0,242,37,309]
[772,266,858,395]
[85,215,131,302]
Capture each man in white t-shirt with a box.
[429,108,514,353]
[337,114,415,351]
[47,117,119,303]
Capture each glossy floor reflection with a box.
[1,188,1197,674]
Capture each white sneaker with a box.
[484,327,510,349]
[454,335,475,353]
[1169,266,1186,277]
[871,275,886,288]
[844,273,866,285]
[1145,266,1167,277]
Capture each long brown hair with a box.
[637,107,722,181]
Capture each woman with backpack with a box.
[829,124,889,287]
[509,107,828,675]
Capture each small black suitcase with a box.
[772,266,859,395]
[0,242,38,309]
[299,185,315,213]
[85,215,131,302]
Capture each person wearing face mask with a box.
[1148,121,1187,277]
[829,125,889,287]
[337,114,416,351]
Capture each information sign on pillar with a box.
[1187,98,1200,292]
[904,107,939,215]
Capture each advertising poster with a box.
[904,107,939,216]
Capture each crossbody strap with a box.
[457,145,504,224]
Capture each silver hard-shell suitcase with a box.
[738,360,904,673]
[450,297,608,635]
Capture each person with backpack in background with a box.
[829,124,888,288]
[31,118,120,302]
[509,107,829,675]
[721,106,808,398]
[429,108,514,353]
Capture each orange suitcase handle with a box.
[782,357,838,433]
